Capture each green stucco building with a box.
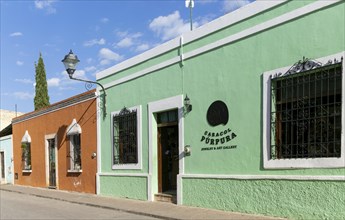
[96,1,345,219]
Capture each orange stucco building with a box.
[12,90,97,194]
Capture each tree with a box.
[34,53,50,110]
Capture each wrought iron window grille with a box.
[113,107,138,165]
[21,142,31,170]
[69,134,81,170]
[270,56,343,159]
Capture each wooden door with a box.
[158,125,179,193]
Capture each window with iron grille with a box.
[113,107,138,165]
[21,142,31,170]
[69,134,81,171]
[66,119,82,172]
[263,54,344,168]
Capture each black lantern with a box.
[62,50,80,78]
[184,94,192,112]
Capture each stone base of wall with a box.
[182,178,345,219]
[99,175,148,200]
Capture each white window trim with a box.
[67,169,82,173]
[22,170,32,173]
[147,95,184,204]
[21,130,31,143]
[263,51,345,169]
[67,119,82,172]
[66,118,82,135]
[111,105,142,170]
[45,134,58,187]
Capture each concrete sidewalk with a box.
[0,184,280,219]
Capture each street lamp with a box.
[62,50,106,117]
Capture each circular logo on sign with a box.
[206,100,229,126]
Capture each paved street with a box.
[0,185,281,219]
[0,190,158,220]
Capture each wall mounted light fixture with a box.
[184,145,191,156]
[184,94,192,112]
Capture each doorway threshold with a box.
[154,190,177,203]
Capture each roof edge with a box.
[96,0,287,80]
[12,89,96,124]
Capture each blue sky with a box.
[1,0,253,113]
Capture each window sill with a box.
[112,164,142,170]
[22,170,32,173]
[67,169,82,173]
[263,157,345,169]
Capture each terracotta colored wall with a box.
[12,96,97,194]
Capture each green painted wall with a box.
[98,1,345,219]
[182,0,345,176]
[100,176,147,200]
[182,178,345,219]
[100,65,184,174]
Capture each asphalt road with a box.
[0,190,158,219]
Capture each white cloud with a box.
[83,38,106,47]
[34,0,57,14]
[115,31,128,38]
[198,0,217,4]
[16,61,24,66]
[98,48,123,66]
[86,58,93,64]
[101,18,109,23]
[223,0,252,13]
[85,66,97,72]
[116,37,133,48]
[68,70,86,80]
[149,11,194,41]
[47,78,60,87]
[15,79,33,84]
[136,44,150,52]
[14,92,34,100]
[114,32,143,48]
[61,69,87,80]
[10,32,23,37]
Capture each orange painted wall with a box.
[12,92,97,194]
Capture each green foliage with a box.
[34,53,50,110]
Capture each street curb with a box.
[0,188,179,220]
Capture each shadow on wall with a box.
[57,125,68,150]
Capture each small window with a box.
[111,106,142,169]
[263,54,344,168]
[69,134,81,171]
[21,130,32,171]
[21,142,31,170]
[67,119,82,171]
[157,110,178,124]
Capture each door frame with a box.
[148,95,184,204]
[0,150,6,184]
[45,134,58,188]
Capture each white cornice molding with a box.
[98,172,148,177]
[101,0,342,90]
[96,0,288,80]
[180,174,345,181]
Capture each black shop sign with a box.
[200,100,237,151]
